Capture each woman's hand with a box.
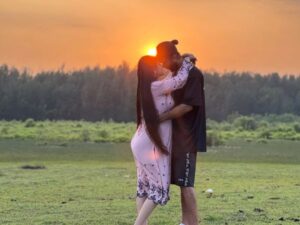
[182,53,197,65]
[182,55,194,71]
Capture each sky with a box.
[0,0,300,75]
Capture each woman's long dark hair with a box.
[136,56,169,155]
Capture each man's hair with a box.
[156,39,180,62]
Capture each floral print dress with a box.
[130,58,193,205]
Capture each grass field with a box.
[0,138,299,225]
[1,115,300,144]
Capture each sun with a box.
[147,48,157,56]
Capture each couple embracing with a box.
[131,40,207,225]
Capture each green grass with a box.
[0,120,136,143]
[1,117,300,144]
[0,139,299,225]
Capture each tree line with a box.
[0,64,299,122]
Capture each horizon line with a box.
[1,62,299,77]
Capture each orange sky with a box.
[0,0,299,75]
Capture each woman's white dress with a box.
[130,58,193,205]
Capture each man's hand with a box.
[160,104,193,122]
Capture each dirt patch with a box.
[20,165,46,170]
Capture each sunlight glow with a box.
[147,48,157,56]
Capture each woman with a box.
[130,55,193,225]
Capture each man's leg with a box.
[171,150,198,225]
[181,187,199,225]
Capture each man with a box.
[156,40,207,225]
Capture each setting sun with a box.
[0,0,299,74]
[147,48,157,56]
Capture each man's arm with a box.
[160,104,193,122]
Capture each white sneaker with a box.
[179,224,185,225]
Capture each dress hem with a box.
[136,192,170,206]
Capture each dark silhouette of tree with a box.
[0,64,299,122]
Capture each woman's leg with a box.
[136,197,146,213]
[136,197,147,225]
[134,199,157,225]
